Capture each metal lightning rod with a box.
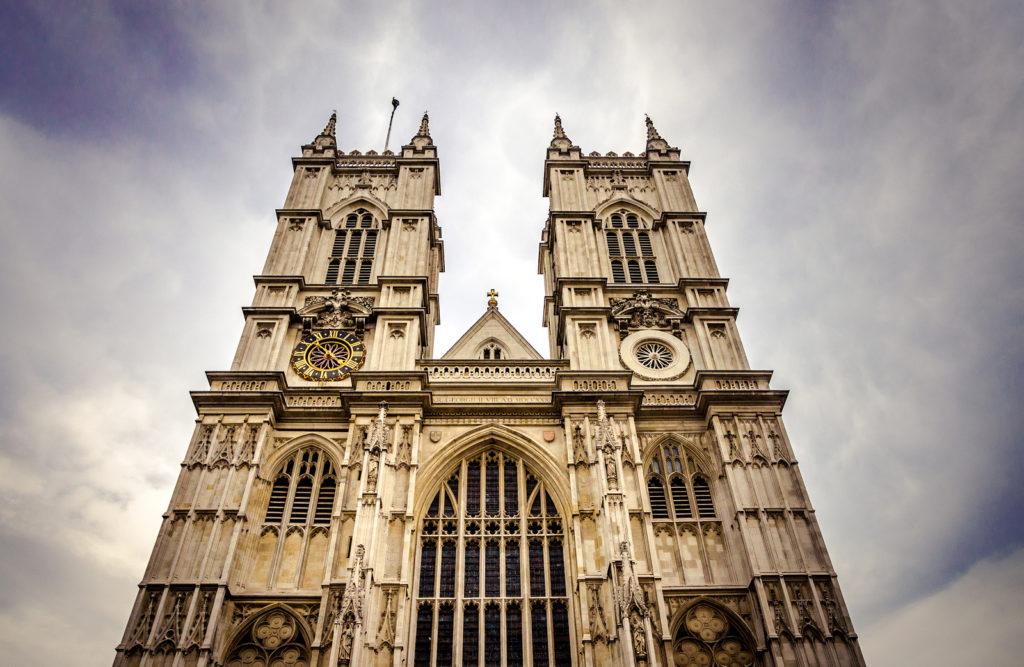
[384,97,400,152]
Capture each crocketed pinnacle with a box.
[416,111,431,138]
[645,114,662,141]
[553,113,567,139]
[320,111,337,139]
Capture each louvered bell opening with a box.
[611,260,626,283]
[347,230,363,257]
[671,478,693,518]
[357,260,372,284]
[313,478,335,524]
[607,232,621,256]
[626,214,639,228]
[628,260,643,283]
[341,260,356,284]
[265,476,289,523]
[345,214,358,229]
[289,477,313,523]
[332,231,347,256]
[694,477,716,517]
[610,214,623,228]
[622,233,638,256]
[360,212,372,228]
[363,230,377,257]
[638,232,653,256]
[648,478,670,519]
[325,260,340,284]
[645,260,660,283]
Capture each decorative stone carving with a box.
[765,580,790,634]
[724,431,741,461]
[365,402,391,454]
[375,588,397,652]
[287,217,306,231]
[394,425,412,468]
[609,290,685,339]
[128,591,159,647]
[236,423,259,465]
[212,425,237,464]
[156,591,188,647]
[185,590,213,649]
[816,580,847,634]
[302,288,373,329]
[746,430,767,460]
[587,583,610,643]
[630,608,648,662]
[768,430,785,460]
[787,581,819,631]
[572,421,588,465]
[189,426,214,466]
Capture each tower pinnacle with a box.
[320,111,337,140]
[644,114,661,141]
[416,111,431,138]
[553,113,567,140]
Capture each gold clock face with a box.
[291,329,365,381]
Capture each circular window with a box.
[619,329,691,381]
[635,341,674,369]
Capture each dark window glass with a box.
[436,604,454,665]
[462,604,479,666]
[414,603,433,667]
[466,460,480,516]
[552,601,572,664]
[548,540,566,596]
[531,602,549,665]
[648,478,669,518]
[694,477,716,517]
[505,540,521,597]
[525,475,537,501]
[504,460,518,515]
[486,462,499,516]
[529,540,546,596]
[506,603,523,666]
[485,541,500,597]
[464,541,479,597]
[440,541,456,598]
[484,605,501,664]
[427,494,440,517]
[419,540,436,597]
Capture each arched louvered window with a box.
[414,451,571,666]
[646,442,718,521]
[605,211,661,284]
[262,447,337,526]
[326,208,378,285]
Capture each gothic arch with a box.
[594,196,659,222]
[668,598,758,667]
[323,195,388,225]
[220,603,314,667]
[259,433,344,478]
[413,423,571,520]
[641,433,714,473]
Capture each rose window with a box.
[636,341,674,369]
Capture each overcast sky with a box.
[1,1,1022,665]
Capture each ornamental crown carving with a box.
[609,289,684,338]
[301,288,374,329]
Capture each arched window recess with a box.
[326,207,379,285]
[645,441,717,521]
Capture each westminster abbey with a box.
[114,112,865,666]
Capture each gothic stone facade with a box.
[114,113,865,667]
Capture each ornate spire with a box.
[321,111,337,139]
[644,114,661,141]
[416,111,431,138]
[550,113,572,148]
[553,113,567,139]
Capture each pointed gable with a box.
[440,308,544,360]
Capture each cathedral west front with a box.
[114,111,866,667]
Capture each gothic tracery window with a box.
[326,208,378,285]
[606,211,660,284]
[225,608,311,667]
[646,443,715,521]
[413,451,572,666]
[672,603,754,667]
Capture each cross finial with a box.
[487,289,499,308]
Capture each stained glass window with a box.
[413,452,572,666]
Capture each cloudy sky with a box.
[1,1,1022,664]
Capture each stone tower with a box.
[114,112,865,667]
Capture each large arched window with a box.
[413,451,573,666]
[247,446,338,590]
[646,443,716,521]
[606,210,660,284]
[325,208,378,285]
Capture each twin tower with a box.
[114,112,865,667]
